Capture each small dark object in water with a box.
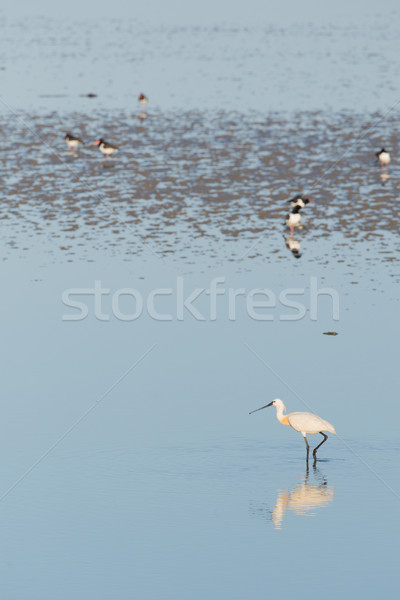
[87,93,97,98]
[323,331,338,336]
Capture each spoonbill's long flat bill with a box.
[250,398,336,463]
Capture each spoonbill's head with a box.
[249,398,284,415]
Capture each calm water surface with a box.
[0,11,399,600]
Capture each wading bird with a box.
[376,148,391,168]
[285,204,303,234]
[93,138,119,159]
[138,93,148,105]
[287,194,311,209]
[249,398,336,463]
[65,133,83,152]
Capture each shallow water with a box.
[0,9,400,600]
[1,109,399,276]
[1,8,400,113]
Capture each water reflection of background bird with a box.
[272,466,334,529]
[380,172,390,186]
[285,235,301,258]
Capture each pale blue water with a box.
[0,5,399,599]
[1,5,400,113]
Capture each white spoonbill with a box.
[249,398,336,462]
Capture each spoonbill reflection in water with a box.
[272,466,334,529]
[250,398,336,463]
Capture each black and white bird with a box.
[285,204,304,234]
[65,133,83,151]
[285,235,301,259]
[287,194,311,209]
[138,93,148,105]
[93,138,119,158]
[376,148,391,168]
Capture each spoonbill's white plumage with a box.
[250,398,336,462]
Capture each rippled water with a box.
[1,109,399,278]
[0,9,399,600]
[2,9,400,112]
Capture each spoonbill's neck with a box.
[275,401,288,424]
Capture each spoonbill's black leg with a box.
[302,434,309,463]
[313,433,328,460]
